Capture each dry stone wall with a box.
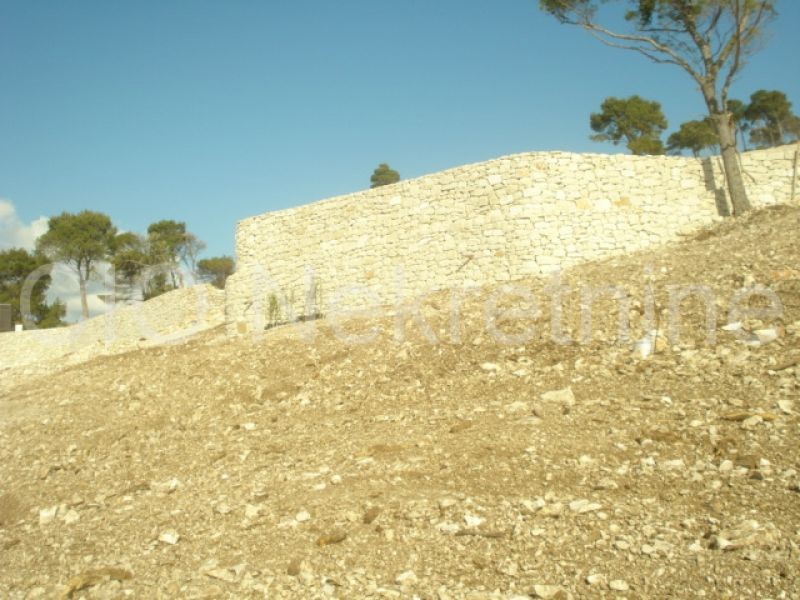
[0,284,225,372]
[226,145,800,334]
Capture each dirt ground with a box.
[1,206,799,599]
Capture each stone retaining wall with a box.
[226,144,800,334]
[0,285,225,372]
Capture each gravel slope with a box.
[1,206,799,599]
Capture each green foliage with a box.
[181,233,206,279]
[0,248,65,328]
[624,0,705,27]
[626,136,666,156]
[590,95,667,155]
[264,281,323,330]
[301,279,324,321]
[147,220,186,288]
[267,293,282,328]
[36,211,117,273]
[36,211,117,318]
[541,0,717,28]
[108,221,206,302]
[787,116,800,143]
[37,298,67,329]
[143,220,206,290]
[142,271,174,301]
[726,98,751,150]
[539,0,595,23]
[744,90,800,148]
[26,212,207,314]
[109,231,168,301]
[727,98,747,121]
[539,1,779,214]
[111,232,147,287]
[667,118,719,156]
[370,163,400,188]
[197,256,235,290]
[147,220,187,257]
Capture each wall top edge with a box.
[236,143,800,231]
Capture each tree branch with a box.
[715,2,743,71]
[716,1,768,70]
[704,6,724,38]
[720,1,744,106]
[639,26,686,35]
[676,6,715,76]
[581,22,699,80]
[720,2,770,107]
[586,32,684,69]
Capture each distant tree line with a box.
[1,211,235,328]
[590,89,800,157]
[0,249,66,328]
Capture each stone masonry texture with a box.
[0,284,225,371]
[226,145,800,334]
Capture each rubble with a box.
[1,206,798,598]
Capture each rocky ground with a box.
[1,205,799,599]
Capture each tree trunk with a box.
[78,273,90,319]
[712,112,752,216]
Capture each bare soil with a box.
[1,206,799,599]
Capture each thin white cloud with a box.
[0,203,198,324]
[62,293,111,322]
[0,202,112,323]
[47,263,114,323]
[0,199,48,251]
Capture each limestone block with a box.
[487,174,503,185]
[225,145,798,324]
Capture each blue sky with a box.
[2,0,799,260]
